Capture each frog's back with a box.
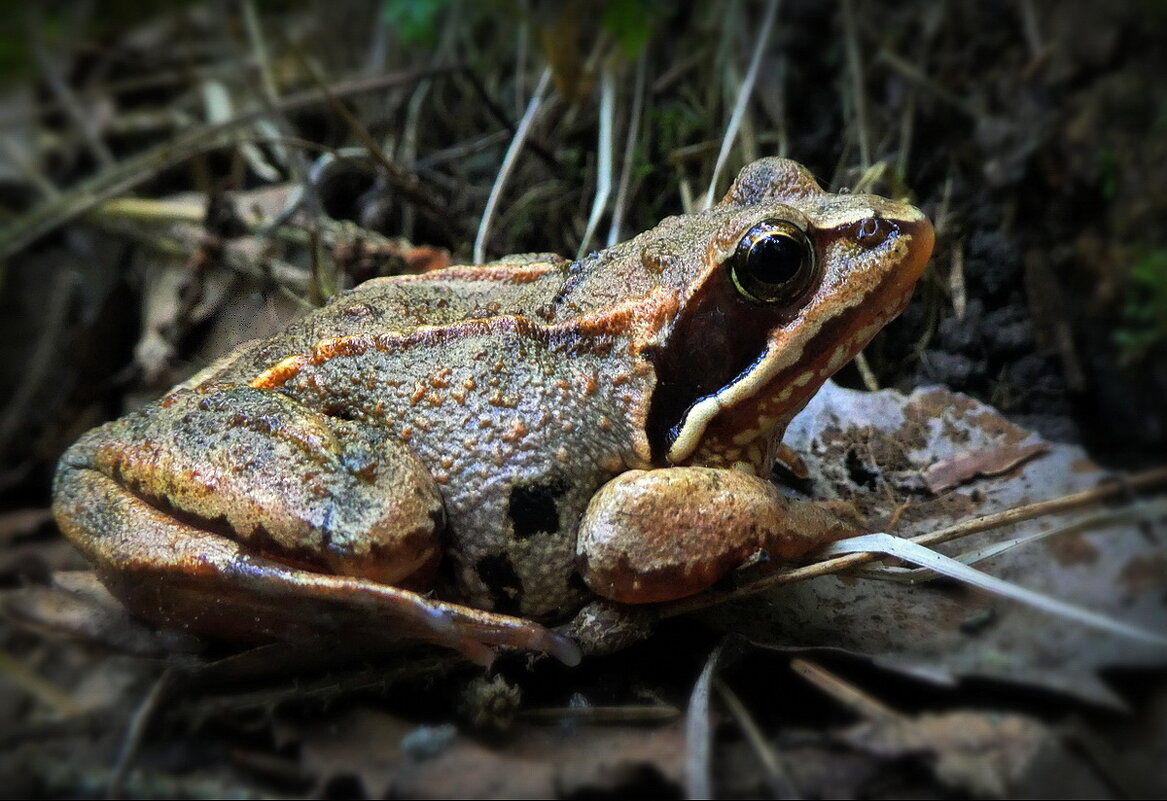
[185,252,645,620]
[311,255,573,333]
[208,256,575,384]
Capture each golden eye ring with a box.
[729,219,816,305]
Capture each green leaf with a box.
[381,0,452,47]
[1116,247,1167,356]
[601,0,659,58]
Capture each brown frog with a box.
[53,159,934,665]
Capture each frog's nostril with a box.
[855,217,897,249]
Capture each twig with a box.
[30,11,114,169]
[107,668,177,797]
[854,352,880,392]
[400,78,436,241]
[606,52,647,246]
[877,47,983,119]
[456,67,559,171]
[685,642,724,800]
[895,88,916,180]
[0,649,83,718]
[242,0,280,107]
[842,0,870,168]
[826,532,1167,645]
[860,498,1167,581]
[285,42,446,226]
[790,658,899,722]
[0,269,75,457]
[576,62,615,259]
[715,679,799,797]
[239,0,298,182]
[660,466,1167,618]
[0,134,59,200]
[0,66,453,261]
[702,0,779,210]
[474,67,552,263]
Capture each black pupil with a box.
[747,234,802,287]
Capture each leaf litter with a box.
[699,381,1167,709]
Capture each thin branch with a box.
[877,47,983,119]
[0,269,75,457]
[474,67,552,263]
[825,532,1167,645]
[701,0,779,210]
[716,678,799,797]
[30,11,115,169]
[607,53,647,246]
[0,66,453,260]
[285,43,446,225]
[790,658,900,722]
[660,466,1167,618]
[107,668,177,797]
[842,0,871,167]
[576,62,615,259]
[684,642,724,800]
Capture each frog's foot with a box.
[576,467,865,604]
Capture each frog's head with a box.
[641,158,934,471]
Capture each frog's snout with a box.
[898,214,935,289]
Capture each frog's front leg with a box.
[576,467,865,604]
[53,386,579,665]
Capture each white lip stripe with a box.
[666,228,919,464]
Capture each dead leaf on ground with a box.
[839,710,1106,798]
[701,382,1167,707]
[921,441,1050,493]
[2,571,201,657]
[280,707,684,798]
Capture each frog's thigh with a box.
[55,385,443,586]
[575,467,864,604]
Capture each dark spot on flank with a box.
[568,571,589,592]
[508,479,567,539]
[476,554,523,615]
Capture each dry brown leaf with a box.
[2,571,199,656]
[922,442,1050,493]
[838,709,1118,799]
[700,382,1167,707]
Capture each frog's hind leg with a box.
[54,463,579,665]
[53,385,580,665]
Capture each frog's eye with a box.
[729,219,816,305]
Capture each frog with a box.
[52,158,934,666]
